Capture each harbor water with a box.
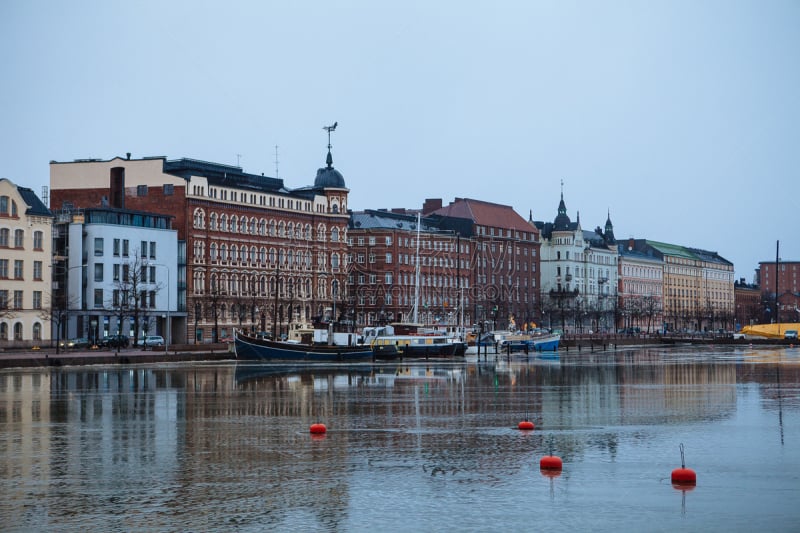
[1,345,799,532]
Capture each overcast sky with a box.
[2,0,798,281]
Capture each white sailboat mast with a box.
[412,212,421,324]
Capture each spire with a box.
[604,208,616,245]
[554,180,571,229]
[323,121,337,169]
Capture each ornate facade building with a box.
[0,179,53,347]
[533,193,618,333]
[50,144,350,343]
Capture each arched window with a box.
[0,196,8,214]
[221,244,228,261]
[331,227,340,242]
[317,224,326,242]
[287,222,294,240]
[0,322,7,340]
[250,246,257,263]
[331,253,340,269]
[250,218,256,234]
[287,250,294,266]
[34,230,43,249]
[269,220,276,236]
[0,228,9,247]
[259,247,266,264]
[231,215,238,233]
[220,214,228,232]
[33,322,42,341]
[269,248,276,264]
[305,224,312,240]
[13,322,23,341]
[278,221,285,238]
[239,246,246,262]
[258,219,266,235]
[239,217,247,233]
[210,242,218,261]
[193,208,205,229]
[210,212,218,230]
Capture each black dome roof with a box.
[314,150,346,188]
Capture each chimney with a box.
[628,237,634,251]
[422,198,442,214]
[126,152,131,160]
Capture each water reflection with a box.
[0,346,798,531]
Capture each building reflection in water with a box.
[0,346,798,529]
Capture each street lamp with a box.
[153,263,170,352]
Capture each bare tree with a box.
[110,248,156,345]
[39,291,79,354]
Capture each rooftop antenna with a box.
[274,145,279,179]
[236,153,242,167]
[41,185,49,208]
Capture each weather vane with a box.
[323,121,338,150]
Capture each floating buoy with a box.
[671,443,696,486]
[540,455,563,471]
[518,420,535,430]
[309,423,327,434]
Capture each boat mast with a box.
[413,212,421,324]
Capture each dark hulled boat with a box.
[234,331,373,362]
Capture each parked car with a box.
[102,334,130,348]
[63,337,89,349]
[137,335,165,347]
[785,330,798,340]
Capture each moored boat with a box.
[234,330,373,362]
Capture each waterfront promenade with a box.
[1,333,794,370]
[0,343,236,369]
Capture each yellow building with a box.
[0,179,53,346]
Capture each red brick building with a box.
[757,260,800,324]
[50,149,351,343]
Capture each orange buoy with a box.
[671,443,696,485]
[310,423,327,434]
[518,420,535,430]
[540,455,563,470]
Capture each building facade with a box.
[50,145,350,343]
[347,209,474,329]
[756,260,800,324]
[52,208,178,345]
[617,239,664,333]
[425,197,541,332]
[733,278,761,330]
[0,179,53,347]
[631,240,734,332]
[533,194,618,333]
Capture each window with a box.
[123,239,129,257]
[33,322,42,340]
[13,290,23,309]
[14,260,23,279]
[141,241,147,258]
[150,266,156,283]
[13,322,22,341]
[0,260,6,278]
[137,184,148,196]
[386,253,392,264]
[163,184,174,195]
[113,264,120,281]
[94,263,103,282]
[0,196,7,214]
[0,322,6,340]
[33,291,42,309]
[0,228,7,246]
[385,272,393,284]
[14,229,24,247]
[94,289,104,308]
[113,238,120,256]
[34,261,42,280]
[94,237,104,256]
[141,266,148,283]
[34,230,43,249]
[369,237,376,246]
[150,242,156,259]
[122,264,130,281]
[149,290,156,308]
[386,236,392,246]
[0,290,6,308]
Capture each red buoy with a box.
[540,455,563,471]
[671,467,696,485]
[518,420,535,430]
[671,443,696,486]
[310,423,327,434]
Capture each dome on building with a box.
[314,150,346,189]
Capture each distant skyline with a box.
[2,0,798,281]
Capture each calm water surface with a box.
[2,345,799,532]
